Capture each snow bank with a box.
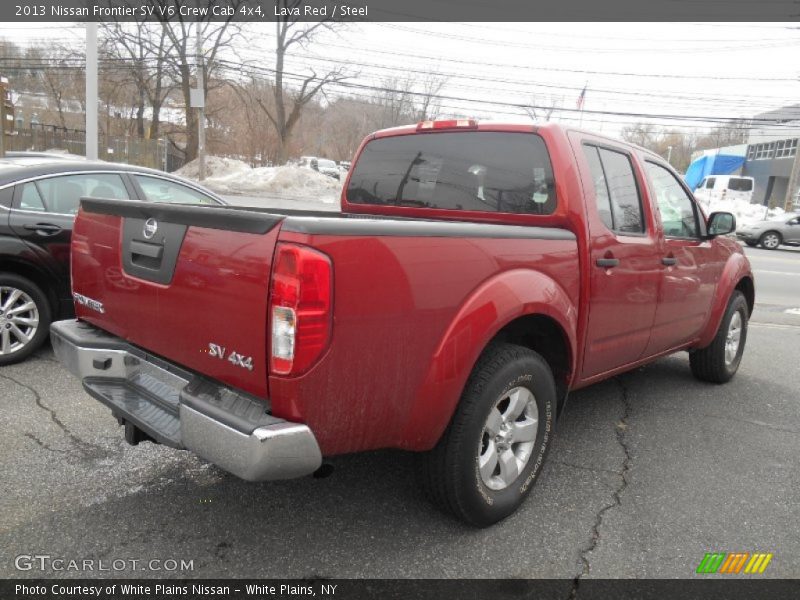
[698,198,784,229]
[176,156,342,203]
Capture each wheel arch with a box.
[697,254,753,348]
[0,257,60,317]
[398,268,578,451]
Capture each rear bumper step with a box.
[50,319,322,481]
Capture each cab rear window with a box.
[346,131,556,215]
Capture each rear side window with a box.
[347,132,556,215]
[30,173,129,215]
[582,144,645,234]
[728,178,752,192]
[18,183,47,212]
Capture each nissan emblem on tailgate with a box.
[143,218,158,239]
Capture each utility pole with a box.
[86,23,98,160]
[0,75,7,158]
[195,23,206,180]
[785,143,800,212]
[667,145,673,165]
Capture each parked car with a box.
[736,213,800,249]
[694,175,754,206]
[338,160,351,171]
[52,121,753,526]
[0,158,224,365]
[312,158,340,180]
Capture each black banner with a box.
[3,579,800,600]
[2,0,800,23]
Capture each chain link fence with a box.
[5,125,186,172]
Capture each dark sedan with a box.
[0,156,225,365]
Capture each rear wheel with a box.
[419,343,555,527]
[744,241,758,247]
[690,291,748,384]
[759,231,781,250]
[0,274,52,366]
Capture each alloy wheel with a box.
[0,287,40,356]
[478,386,539,491]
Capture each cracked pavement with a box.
[2,322,798,581]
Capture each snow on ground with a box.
[176,156,342,204]
[698,198,785,229]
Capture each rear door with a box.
[570,135,662,379]
[724,177,754,203]
[8,172,135,300]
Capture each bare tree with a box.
[101,21,174,140]
[150,0,243,162]
[416,74,448,121]
[249,1,348,164]
[524,94,563,122]
[620,122,660,148]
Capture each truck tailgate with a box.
[70,199,284,399]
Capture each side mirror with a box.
[707,211,736,237]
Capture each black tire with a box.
[690,291,748,384]
[744,241,758,247]
[0,273,52,366]
[759,231,782,250]
[419,343,556,527]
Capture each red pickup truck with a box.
[51,121,754,526]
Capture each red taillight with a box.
[417,119,478,130]
[269,243,332,376]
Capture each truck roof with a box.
[367,121,665,163]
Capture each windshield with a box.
[318,160,337,169]
[346,131,556,215]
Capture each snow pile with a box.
[176,156,342,203]
[176,155,251,181]
[698,198,784,229]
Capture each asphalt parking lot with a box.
[1,245,799,581]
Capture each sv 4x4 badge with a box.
[208,343,254,371]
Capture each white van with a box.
[694,175,754,206]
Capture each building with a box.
[742,104,800,208]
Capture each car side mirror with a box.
[707,211,736,237]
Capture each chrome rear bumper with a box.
[50,319,322,481]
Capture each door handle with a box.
[596,258,620,268]
[23,223,62,235]
[662,256,678,266]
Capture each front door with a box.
[641,160,720,355]
[571,135,662,379]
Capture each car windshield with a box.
[318,160,336,169]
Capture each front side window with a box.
[706,177,716,189]
[135,175,218,205]
[31,173,129,215]
[347,131,557,215]
[646,162,699,239]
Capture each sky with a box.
[2,21,799,139]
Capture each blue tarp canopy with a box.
[684,154,746,190]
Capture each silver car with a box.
[737,213,800,250]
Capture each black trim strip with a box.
[282,216,577,240]
[80,198,284,234]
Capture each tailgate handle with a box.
[130,240,164,260]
